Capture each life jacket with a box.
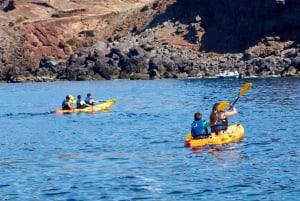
[77,99,87,109]
[62,99,70,110]
[191,120,209,138]
[210,111,228,132]
[85,97,92,105]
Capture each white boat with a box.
[216,70,239,79]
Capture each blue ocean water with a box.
[0,78,299,200]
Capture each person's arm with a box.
[84,103,93,107]
[224,106,237,117]
[91,99,99,104]
[203,121,210,128]
[67,102,73,109]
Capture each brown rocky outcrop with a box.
[0,0,299,82]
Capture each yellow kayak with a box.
[55,99,116,114]
[184,124,244,147]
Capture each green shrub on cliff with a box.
[67,38,76,46]
[15,16,24,24]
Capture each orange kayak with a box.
[184,124,244,147]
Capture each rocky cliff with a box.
[0,0,299,82]
[165,0,300,53]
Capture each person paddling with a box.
[62,95,75,110]
[76,95,92,109]
[191,112,210,139]
[209,103,237,135]
[85,93,99,106]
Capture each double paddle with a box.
[217,82,253,111]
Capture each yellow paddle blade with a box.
[217,101,230,111]
[67,95,76,104]
[239,82,253,97]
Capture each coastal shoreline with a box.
[0,0,299,82]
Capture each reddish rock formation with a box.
[21,22,73,65]
[1,0,174,70]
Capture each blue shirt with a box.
[85,97,91,104]
[191,120,209,138]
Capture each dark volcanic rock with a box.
[3,0,15,12]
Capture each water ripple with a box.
[0,78,299,200]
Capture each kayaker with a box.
[209,103,237,134]
[191,112,210,139]
[62,95,75,110]
[76,95,92,109]
[85,93,99,106]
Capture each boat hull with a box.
[54,99,116,114]
[184,124,244,147]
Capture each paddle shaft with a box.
[231,96,240,106]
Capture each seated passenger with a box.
[191,112,209,139]
[85,93,99,106]
[62,95,74,110]
[209,103,237,134]
[76,95,92,109]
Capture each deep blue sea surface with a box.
[1,78,299,200]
